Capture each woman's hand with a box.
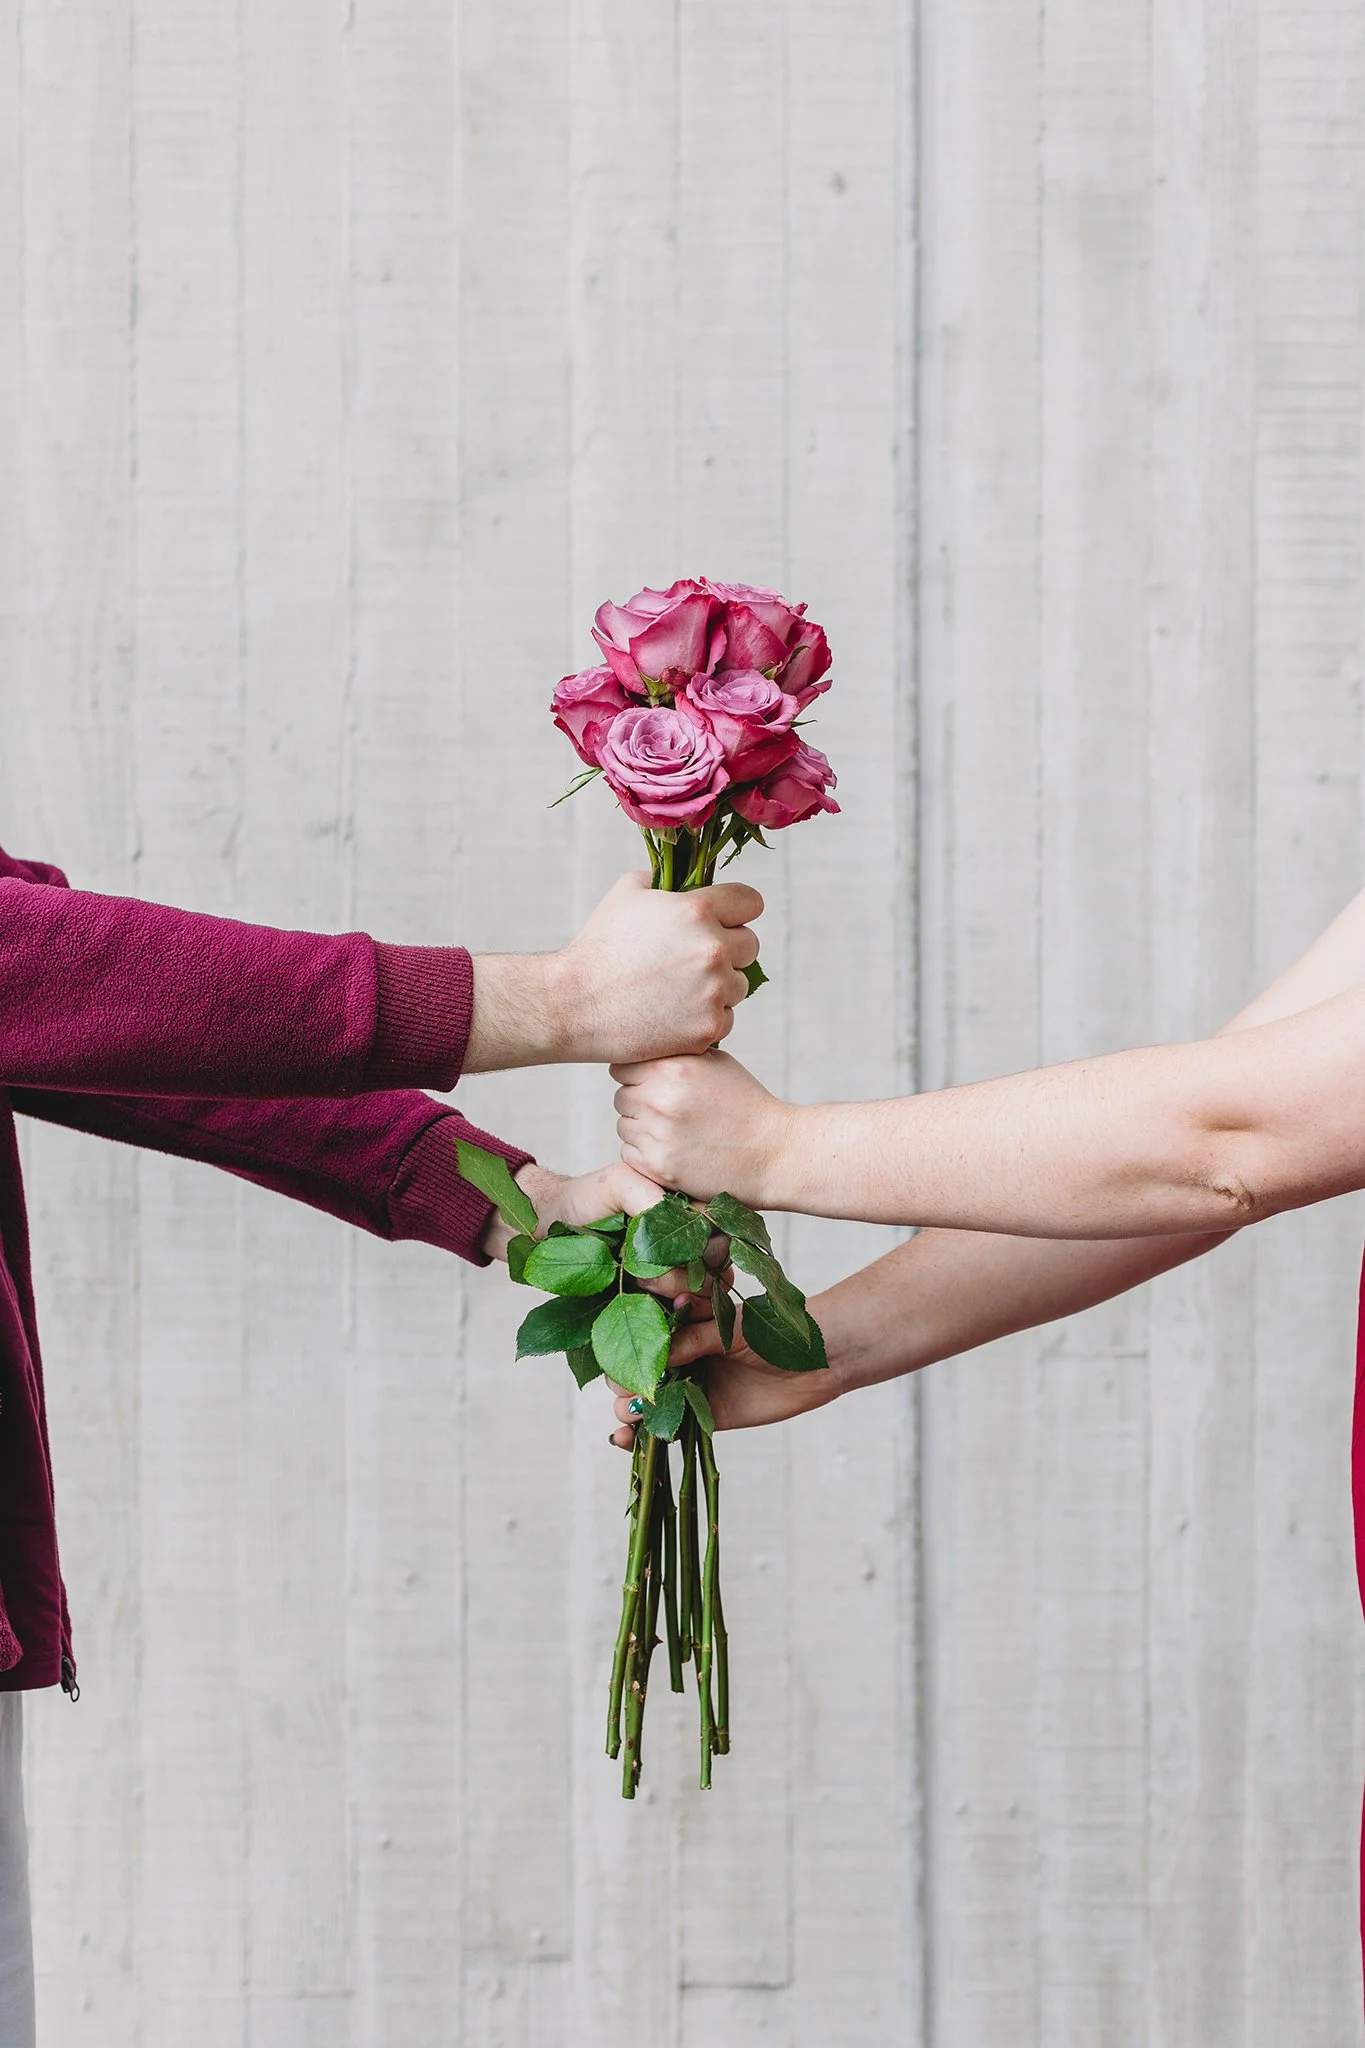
[607,1298,836,1449]
[611,1049,797,1206]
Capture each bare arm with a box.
[614,888,1365,1240]
[607,883,1365,1435]
[608,1226,1227,1438]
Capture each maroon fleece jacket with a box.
[0,845,533,1693]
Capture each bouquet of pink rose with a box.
[553,577,838,886]
[459,578,837,1797]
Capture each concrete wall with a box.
[2,0,1362,2041]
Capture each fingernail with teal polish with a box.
[627,1398,644,1416]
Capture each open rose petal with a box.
[592,582,720,690]
[776,620,832,706]
[625,578,709,619]
[718,604,789,676]
[627,593,717,683]
[551,665,633,764]
[732,740,839,831]
[591,606,655,691]
[703,580,806,644]
[596,704,730,830]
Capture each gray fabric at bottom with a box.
[0,1697,35,2048]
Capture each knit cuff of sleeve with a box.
[388,1115,535,1267]
[365,943,475,1092]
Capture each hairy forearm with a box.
[465,955,579,1072]
[813,1225,1232,1395]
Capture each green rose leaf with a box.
[584,1213,628,1238]
[726,1236,810,1337]
[681,1377,717,1435]
[523,1232,619,1298]
[591,1292,673,1400]
[742,959,770,998]
[506,1234,537,1286]
[456,1140,539,1239]
[711,1276,737,1353]
[740,1293,829,1374]
[641,1379,687,1441]
[515,1292,611,1359]
[685,1257,708,1296]
[624,1196,712,1276]
[567,1344,603,1390]
[620,1247,673,1285]
[702,1190,773,1256]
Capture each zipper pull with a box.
[60,1654,80,1702]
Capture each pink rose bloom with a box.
[732,740,840,830]
[702,580,806,646]
[702,581,832,705]
[596,705,730,829]
[715,603,791,675]
[551,665,633,764]
[592,580,721,692]
[682,670,800,782]
[775,619,832,707]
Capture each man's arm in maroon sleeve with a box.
[0,846,769,1092]
[9,1087,530,1267]
[0,851,535,1259]
[0,871,470,1099]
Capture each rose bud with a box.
[596,704,730,830]
[732,739,840,830]
[682,670,801,782]
[551,665,633,765]
[592,580,720,693]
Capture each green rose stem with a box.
[687,1428,705,1671]
[609,1424,660,1784]
[641,1481,664,1716]
[703,1441,730,1756]
[677,1419,697,1665]
[661,1454,685,1694]
[696,1428,720,1788]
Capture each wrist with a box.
[516,1162,569,1223]
[752,1101,814,1211]
[468,954,566,1071]
[537,946,587,1063]
[392,1117,535,1265]
[804,1291,855,1404]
